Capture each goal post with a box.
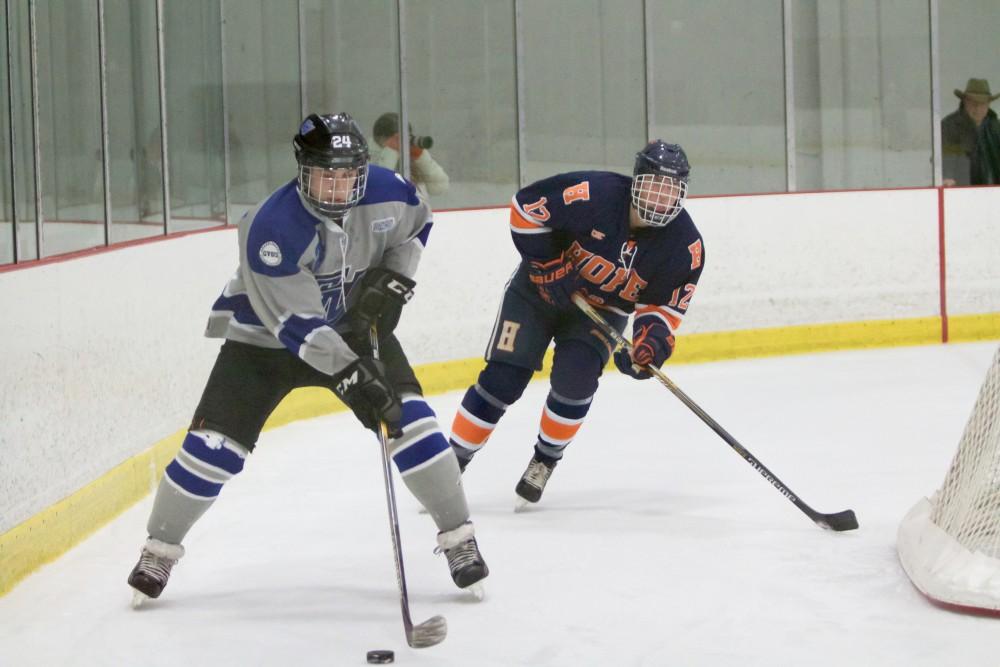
[897,345,1000,613]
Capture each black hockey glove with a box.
[349,268,416,340]
[527,252,578,309]
[614,323,675,380]
[332,357,403,437]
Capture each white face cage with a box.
[630,173,688,227]
[298,164,368,217]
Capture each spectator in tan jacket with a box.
[371,112,450,199]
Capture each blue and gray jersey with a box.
[206,165,432,376]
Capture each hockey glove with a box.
[614,323,675,380]
[349,268,416,341]
[332,357,403,437]
[527,252,578,309]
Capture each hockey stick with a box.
[369,326,448,647]
[572,294,859,532]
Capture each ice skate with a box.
[450,442,474,474]
[435,521,488,600]
[127,538,184,608]
[514,453,559,511]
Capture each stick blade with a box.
[816,509,859,532]
[407,614,448,648]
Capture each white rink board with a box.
[686,188,942,332]
[944,187,1000,316]
[1,187,998,533]
[0,232,236,533]
[393,207,518,365]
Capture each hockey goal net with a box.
[897,345,1000,613]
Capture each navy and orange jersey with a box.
[509,170,705,337]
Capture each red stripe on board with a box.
[35,214,226,226]
[436,186,943,210]
[0,225,233,274]
[938,187,949,343]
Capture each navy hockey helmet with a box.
[293,112,369,217]
[631,140,690,227]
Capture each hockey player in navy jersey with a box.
[449,141,705,508]
[128,113,487,605]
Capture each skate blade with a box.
[465,582,486,601]
[131,590,149,609]
[513,495,532,513]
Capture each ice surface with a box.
[2,342,1000,666]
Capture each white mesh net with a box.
[933,347,1000,559]
[897,346,1000,611]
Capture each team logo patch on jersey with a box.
[259,241,282,267]
[316,269,355,323]
[371,217,396,233]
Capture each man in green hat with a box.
[942,78,1000,186]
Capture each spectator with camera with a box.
[371,112,450,199]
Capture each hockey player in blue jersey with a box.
[449,141,705,508]
[128,113,487,605]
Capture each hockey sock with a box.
[535,389,593,460]
[390,395,470,530]
[535,340,602,459]
[147,430,248,544]
[449,362,532,460]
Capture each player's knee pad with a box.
[389,396,451,477]
[550,340,602,399]
[477,361,533,405]
[164,430,248,501]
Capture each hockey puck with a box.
[366,649,394,664]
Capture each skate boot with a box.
[514,452,559,510]
[435,522,488,598]
[127,537,184,607]
[450,443,473,473]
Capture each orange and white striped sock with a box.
[535,390,593,459]
[449,383,509,461]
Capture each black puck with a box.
[366,649,394,664]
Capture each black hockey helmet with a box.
[293,112,369,217]
[631,140,690,227]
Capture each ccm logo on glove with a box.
[387,278,414,302]
[335,369,360,395]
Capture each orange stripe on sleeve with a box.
[509,207,547,231]
[636,304,683,332]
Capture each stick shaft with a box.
[572,294,857,531]
[370,327,416,638]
